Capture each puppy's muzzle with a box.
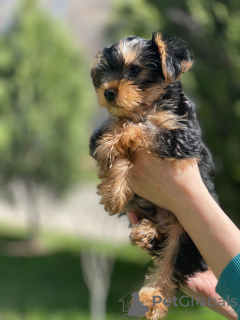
[104,88,117,101]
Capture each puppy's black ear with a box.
[152,32,193,84]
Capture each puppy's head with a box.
[91,32,193,121]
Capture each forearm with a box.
[131,150,240,279]
[173,182,240,279]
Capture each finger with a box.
[181,270,237,320]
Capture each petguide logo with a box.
[119,291,238,317]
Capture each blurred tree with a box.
[81,249,114,320]
[106,0,240,223]
[80,211,117,320]
[0,0,93,236]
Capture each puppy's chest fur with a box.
[95,95,201,174]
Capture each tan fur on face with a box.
[97,80,170,120]
[96,81,118,107]
[142,84,166,107]
[119,40,139,65]
[116,80,142,111]
[96,80,143,121]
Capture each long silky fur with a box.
[90,32,218,319]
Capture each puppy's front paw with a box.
[97,180,133,215]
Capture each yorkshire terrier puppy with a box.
[90,32,218,319]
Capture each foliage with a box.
[106,0,240,223]
[0,0,93,193]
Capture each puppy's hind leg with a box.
[139,220,184,319]
[130,219,165,255]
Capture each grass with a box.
[0,224,226,320]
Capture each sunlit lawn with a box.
[0,224,226,320]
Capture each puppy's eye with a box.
[129,65,141,76]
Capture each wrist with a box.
[166,176,209,216]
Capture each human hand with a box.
[181,270,237,320]
[130,149,206,214]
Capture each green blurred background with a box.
[0,0,239,319]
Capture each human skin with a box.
[130,150,240,278]
[128,149,240,319]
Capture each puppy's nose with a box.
[104,88,117,101]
